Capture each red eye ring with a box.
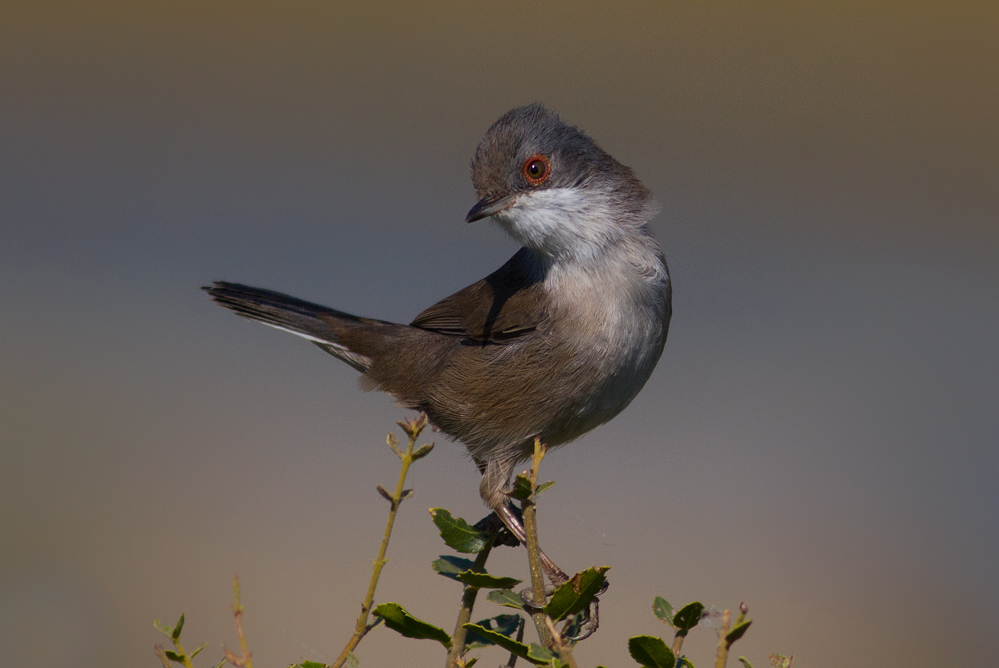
[521,154,551,185]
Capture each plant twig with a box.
[153,613,211,667]
[224,575,253,668]
[714,609,732,668]
[445,528,498,668]
[544,617,578,668]
[153,644,173,668]
[505,618,526,667]
[672,632,685,660]
[522,438,554,648]
[331,414,431,668]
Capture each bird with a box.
[204,103,671,583]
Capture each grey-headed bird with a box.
[204,104,671,583]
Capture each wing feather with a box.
[410,248,545,344]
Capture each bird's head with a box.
[467,104,660,263]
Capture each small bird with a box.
[205,104,671,582]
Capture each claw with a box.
[518,584,557,612]
[562,595,600,642]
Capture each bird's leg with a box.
[495,503,569,585]
[480,458,604,642]
[480,459,570,586]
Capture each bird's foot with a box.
[519,579,605,642]
[560,580,607,642]
[517,583,557,613]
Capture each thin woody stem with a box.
[153,645,172,668]
[231,576,253,668]
[544,617,579,668]
[671,631,685,660]
[714,609,732,668]
[505,619,526,667]
[175,641,197,668]
[331,416,427,668]
[445,530,497,668]
[522,438,554,648]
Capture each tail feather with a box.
[202,281,373,372]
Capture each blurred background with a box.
[1,2,996,667]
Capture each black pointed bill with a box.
[465,194,517,223]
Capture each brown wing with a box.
[410,248,545,343]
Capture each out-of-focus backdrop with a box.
[2,2,996,667]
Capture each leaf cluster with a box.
[153,614,224,668]
[152,415,787,668]
[375,506,608,666]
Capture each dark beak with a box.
[465,194,516,223]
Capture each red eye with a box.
[522,154,551,185]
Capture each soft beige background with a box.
[2,2,996,667]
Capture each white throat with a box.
[493,187,639,265]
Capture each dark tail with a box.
[202,281,376,372]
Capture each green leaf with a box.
[461,622,550,666]
[411,442,435,460]
[486,589,525,609]
[627,635,676,668]
[509,474,533,500]
[526,643,556,664]
[190,641,210,658]
[298,662,328,668]
[725,620,752,646]
[463,623,531,662]
[458,571,522,589]
[432,555,477,581]
[535,480,555,495]
[373,602,451,648]
[164,650,185,663]
[543,566,609,622]
[464,614,522,649]
[212,660,227,668]
[672,601,705,635]
[652,596,674,626]
[464,657,478,668]
[171,613,185,641]
[153,619,173,638]
[679,659,697,668]
[737,657,754,668]
[430,508,489,553]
